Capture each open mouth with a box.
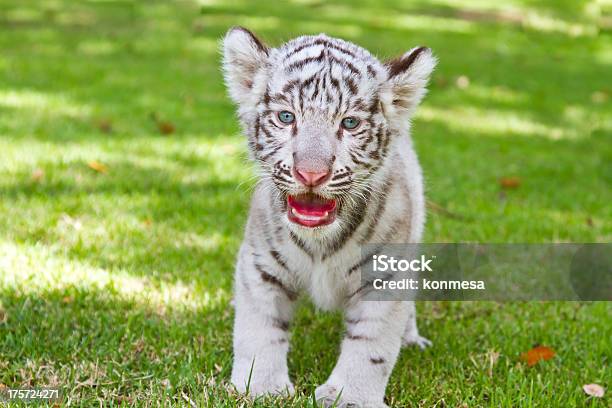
[287,193,337,228]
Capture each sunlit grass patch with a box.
[0,241,228,311]
[418,105,577,139]
[0,89,92,117]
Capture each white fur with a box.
[223,27,435,407]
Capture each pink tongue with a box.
[288,194,336,216]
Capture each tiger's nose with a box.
[294,168,330,187]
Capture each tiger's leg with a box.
[401,301,432,349]
[315,300,409,408]
[231,247,297,396]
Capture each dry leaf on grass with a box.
[157,121,175,135]
[520,345,555,367]
[582,383,605,398]
[87,160,108,173]
[62,296,74,304]
[97,119,113,134]
[0,309,7,324]
[499,176,521,189]
[150,112,175,135]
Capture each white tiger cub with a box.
[223,27,436,407]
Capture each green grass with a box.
[0,0,610,406]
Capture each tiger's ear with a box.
[222,26,270,106]
[383,47,436,116]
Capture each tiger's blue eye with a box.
[278,111,295,124]
[341,117,360,130]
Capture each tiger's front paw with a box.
[231,362,294,397]
[315,382,388,408]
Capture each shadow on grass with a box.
[0,155,251,287]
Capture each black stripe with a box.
[282,79,299,93]
[345,76,358,95]
[285,40,322,57]
[331,172,349,181]
[329,54,360,76]
[352,98,367,112]
[385,46,429,78]
[368,96,381,115]
[231,26,269,56]
[267,118,281,129]
[370,357,386,364]
[287,38,357,59]
[372,124,383,154]
[311,76,321,99]
[325,41,357,58]
[272,318,290,331]
[260,125,275,141]
[273,172,292,183]
[254,117,261,141]
[322,189,371,260]
[249,141,263,152]
[277,167,291,176]
[347,251,376,275]
[260,109,275,118]
[299,73,317,93]
[347,333,372,341]
[289,231,314,259]
[352,128,369,138]
[329,74,341,92]
[255,263,297,301]
[270,249,290,272]
[298,76,305,112]
[360,178,393,243]
[336,127,343,141]
[367,65,377,78]
[269,93,290,105]
[328,180,352,188]
[380,126,390,158]
[349,151,371,168]
[285,48,325,72]
[347,271,394,301]
[261,145,281,161]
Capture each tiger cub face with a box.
[223,27,435,234]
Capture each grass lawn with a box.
[0,0,610,406]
